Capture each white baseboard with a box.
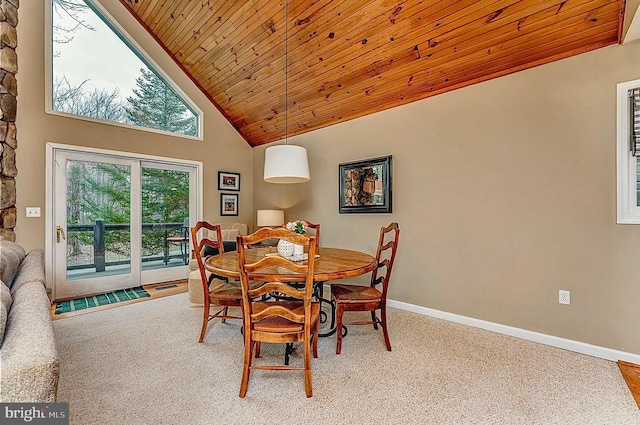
[387,299,640,364]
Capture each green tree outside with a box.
[126,68,197,137]
[66,161,189,263]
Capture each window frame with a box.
[45,0,203,141]
[616,79,640,224]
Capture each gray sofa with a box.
[0,240,59,402]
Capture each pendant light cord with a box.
[285,0,289,145]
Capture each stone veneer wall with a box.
[0,0,17,242]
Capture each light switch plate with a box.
[26,207,41,218]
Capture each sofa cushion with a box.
[221,228,239,241]
[202,241,237,258]
[205,227,240,242]
[226,223,247,236]
[0,279,12,346]
[0,240,26,287]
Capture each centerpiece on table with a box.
[278,220,308,257]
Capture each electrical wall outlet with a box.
[26,207,41,218]
[559,290,570,305]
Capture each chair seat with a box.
[166,236,187,242]
[332,284,382,303]
[253,301,320,333]
[209,279,261,301]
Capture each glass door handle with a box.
[56,225,66,243]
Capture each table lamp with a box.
[256,209,285,227]
[256,210,284,247]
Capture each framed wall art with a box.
[218,171,241,191]
[220,193,239,216]
[338,155,392,214]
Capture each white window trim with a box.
[616,79,640,224]
[44,0,204,141]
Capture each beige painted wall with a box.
[16,1,253,252]
[16,1,640,356]
[624,0,640,41]
[254,41,640,355]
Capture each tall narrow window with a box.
[616,80,640,223]
[630,88,640,158]
[49,0,201,138]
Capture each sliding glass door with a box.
[50,145,199,300]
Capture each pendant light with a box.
[263,0,310,184]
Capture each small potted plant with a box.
[286,220,308,235]
[278,220,307,257]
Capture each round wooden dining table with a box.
[205,246,377,283]
[205,246,377,339]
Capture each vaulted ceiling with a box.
[119,0,626,147]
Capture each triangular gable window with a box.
[49,0,201,139]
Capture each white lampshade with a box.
[256,209,284,227]
[263,145,310,184]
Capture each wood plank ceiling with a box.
[120,0,625,147]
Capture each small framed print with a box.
[220,193,239,216]
[218,171,240,191]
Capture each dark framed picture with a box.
[218,171,240,191]
[220,193,239,216]
[339,155,392,214]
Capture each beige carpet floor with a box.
[53,293,640,424]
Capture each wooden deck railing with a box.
[66,220,187,271]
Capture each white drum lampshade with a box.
[263,145,310,184]
[256,209,285,227]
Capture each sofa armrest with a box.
[10,249,46,295]
[1,282,59,402]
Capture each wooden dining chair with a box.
[302,220,320,244]
[283,220,320,244]
[236,227,320,398]
[330,222,400,354]
[282,220,326,312]
[296,221,334,327]
[191,221,246,343]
